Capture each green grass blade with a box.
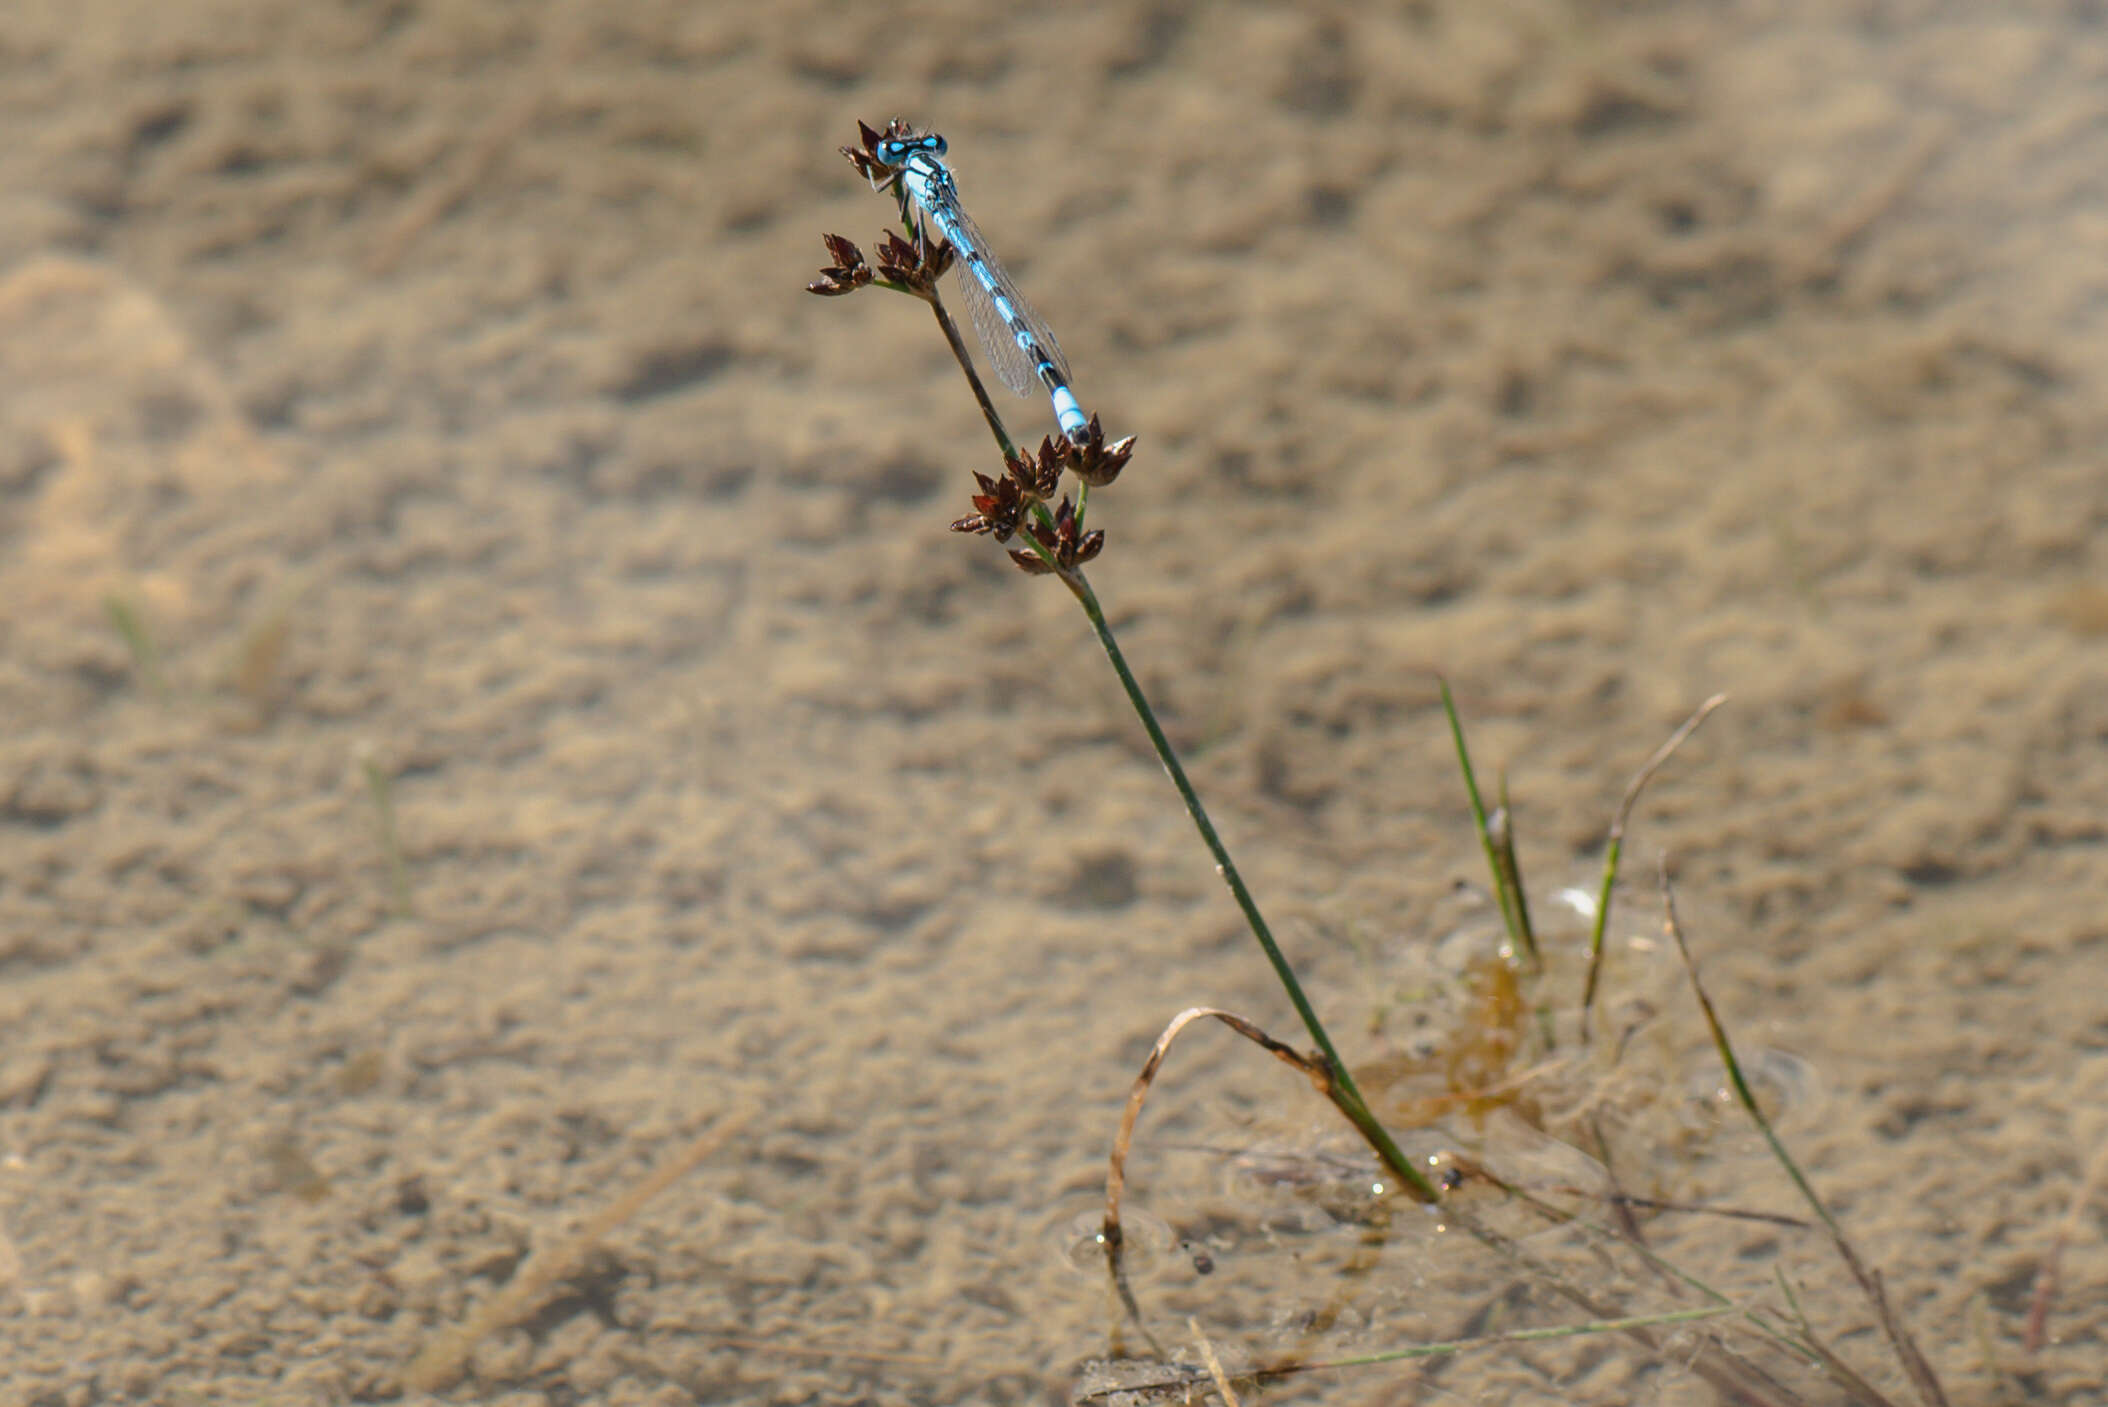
[1438,678,1528,961]
[1662,863,1949,1407]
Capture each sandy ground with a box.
[2,1,2107,1403]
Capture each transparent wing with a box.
[954,253,1040,397]
[934,196,1071,398]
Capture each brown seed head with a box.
[1060,416,1137,487]
[952,469,1029,542]
[841,117,921,190]
[806,233,873,297]
[1008,495,1103,574]
[1009,440,1064,501]
[874,226,953,295]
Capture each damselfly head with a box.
[875,130,946,167]
[842,118,933,189]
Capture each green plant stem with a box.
[1062,567,1439,1203]
[1064,580,1798,1403]
[103,593,171,704]
[925,296,1016,460]
[361,754,413,919]
[1492,770,1540,970]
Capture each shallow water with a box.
[3,2,2107,1403]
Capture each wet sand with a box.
[2,2,2106,1403]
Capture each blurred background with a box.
[2,1,2106,1402]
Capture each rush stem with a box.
[1059,566,1439,1204]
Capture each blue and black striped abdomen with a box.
[898,151,1091,445]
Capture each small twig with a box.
[1580,693,1725,1043]
[2023,1132,2108,1352]
[405,1106,752,1391]
[1588,1114,1666,1283]
[1791,121,1951,285]
[1188,1318,1243,1407]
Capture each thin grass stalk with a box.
[103,593,171,704]
[841,158,1434,1202]
[1772,1268,1904,1407]
[359,748,413,919]
[1445,1153,1851,1398]
[1273,1304,1738,1375]
[1077,1305,1740,1403]
[1661,862,1950,1407]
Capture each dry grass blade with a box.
[1580,692,1726,1041]
[1791,120,1951,284]
[1188,1317,1243,1407]
[1103,1007,1327,1251]
[404,1106,753,1392]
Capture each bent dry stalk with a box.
[810,118,1949,1406]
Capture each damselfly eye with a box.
[877,133,946,166]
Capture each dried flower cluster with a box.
[805,227,953,301]
[808,119,1137,578]
[946,423,1136,572]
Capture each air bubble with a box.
[1048,1202,1175,1278]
